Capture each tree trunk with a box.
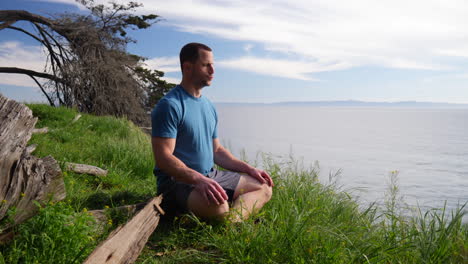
[83,195,164,264]
[0,94,65,236]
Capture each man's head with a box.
[180,43,214,88]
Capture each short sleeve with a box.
[151,99,180,138]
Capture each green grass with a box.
[1,104,467,263]
[140,160,467,264]
[26,104,156,210]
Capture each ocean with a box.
[216,104,468,216]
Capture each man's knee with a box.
[262,184,273,202]
[205,202,230,218]
[187,190,230,220]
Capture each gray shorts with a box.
[159,168,242,214]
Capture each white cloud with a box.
[161,76,180,84]
[218,56,351,80]
[422,72,468,83]
[244,44,254,52]
[0,41,47,87]
[146,55,351,81]
[139,0,468,72]
[36,0,468,79]
[143,56,180,84]
[435,48,468,58]
[144,56,179,73]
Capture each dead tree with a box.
[0,1,172,125]
[0,94,65,239]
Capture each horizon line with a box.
[213,100,468,106]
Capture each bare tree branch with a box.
[6,26,46,44]
[0,10,53,27]
[0,67,63,83]
[0,21,15,30]
[29,75,54,106]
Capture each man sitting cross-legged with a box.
[151,42,273,222]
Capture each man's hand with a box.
[246,167,274,187]
[193,176,228,205]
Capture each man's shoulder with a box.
[152,92,184,120]
[161,86,181,100]
[158,87,184,107]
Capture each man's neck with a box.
[179,80,202,98]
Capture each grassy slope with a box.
[1,104,467,264]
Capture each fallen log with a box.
[65,162,108,176]
[25,144,37,155]
[32,127,48,134]
[0,231,14,245]
[83,195,164,264]
[0,94,65,237]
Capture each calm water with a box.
[216,105,468,215]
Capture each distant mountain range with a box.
[216,100,468,108]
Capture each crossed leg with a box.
[230,175,272,222]
[187,191,230,220]
[187,174,272,222]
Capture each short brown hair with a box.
[179,43,212,72]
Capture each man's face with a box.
[189,49,215,88]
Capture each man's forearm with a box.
[214,146,253,173]
[157,155,206,184]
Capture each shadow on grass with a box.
[75,190,153,210]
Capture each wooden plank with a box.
[83,195,164,264]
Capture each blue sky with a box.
[1,0,468,103]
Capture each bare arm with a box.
[152,137,203,184]
[152,137,228,204]
[213,138,274,186]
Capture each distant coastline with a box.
[215,100,468,108]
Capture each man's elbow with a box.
[152,148,167,167]
[154,153,167,168]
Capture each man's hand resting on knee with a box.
[246,167,274,187]
[193,176,228,205]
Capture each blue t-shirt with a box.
[151,85,218,189]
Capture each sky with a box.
[1,0,468,104]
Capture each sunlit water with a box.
[216,105,468,217]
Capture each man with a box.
[151,43,273,222]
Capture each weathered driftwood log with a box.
[83,196,164,264]
[0,94,65,236]
[32,127,48,134]
[25,144,37,155]
[0,230,14,244]
[65,162,108,176]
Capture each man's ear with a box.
[182,61,192,74]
